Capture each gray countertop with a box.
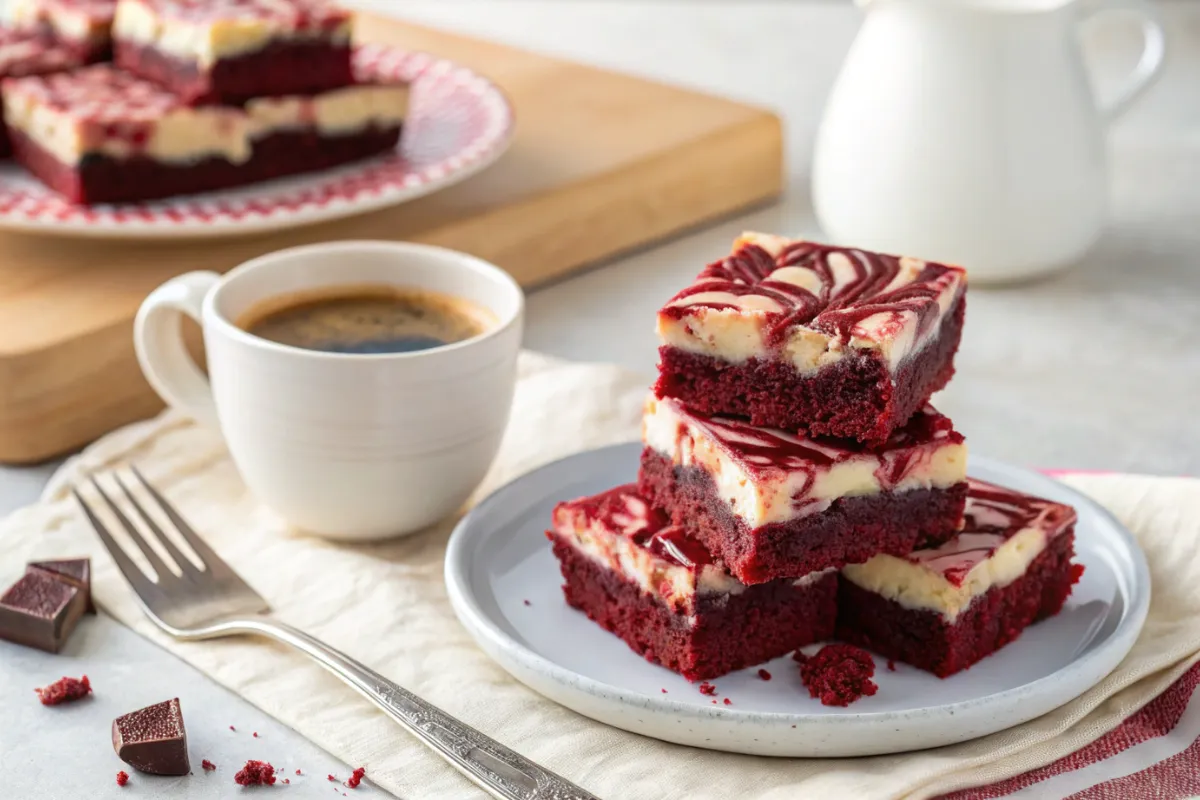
[2,2,1199,798]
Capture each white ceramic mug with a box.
[134,241,524,541]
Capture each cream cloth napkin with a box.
[4,352,1199,800]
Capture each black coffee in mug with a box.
[238,285,495,354]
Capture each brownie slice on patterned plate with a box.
[549,484,837,681]
[654,232,967,446]
[113,0,354,105]
[2,63,408,203]
[638,394,968,584]
[0,26,84,156]
[7,0,115,63]
[838,478,1084,678]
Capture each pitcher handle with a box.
[1077,0,1166,122]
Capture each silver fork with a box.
[75,467,598,800]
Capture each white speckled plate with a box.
[445,443,1149,757]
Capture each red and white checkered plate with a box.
[0,45,514,238]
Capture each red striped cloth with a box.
[940,661,1200,799]
[941,468,1195,799]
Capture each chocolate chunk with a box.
[27,558,94,614]
[0,571,86,653]
[112,699,190,776]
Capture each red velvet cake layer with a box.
[638,448,967,584]
[115,39,354,105]
[836,532,1081,678]
[9,124,399,204]
[550,536,837,681]
[655,292,965,444]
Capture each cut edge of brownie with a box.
[637,447,967,584]
[114,38,354,105]
[654,291,965,445]
[549,535,837,682]
[835,531,1082,678]
[8,123,400,205]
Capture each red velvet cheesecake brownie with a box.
[638,395,967,584]
[549,484,837,681]
[7,0,115,62]
[0,27,83,155]
[3,63,407,203]
[838,478,1083,678]
[113,0,353,104]
[655,232,967,446]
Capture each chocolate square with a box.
[0,571,85,653]
[27,558,93,613]
[112,698,190,776]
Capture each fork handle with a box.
[226,617,598,800]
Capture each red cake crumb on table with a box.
[283,778,290,784]
[328,774,337,781]
[698,682,717,696]
[346,767,366,788]
[234,760,276,786]
[201,759,216,771]
[229,725,235,731]
[758,669,772,681]
[253,731,259,737]
[296,769,303,775]
[116,771,129,786]
[723,698,732,705]
[887,659,896,671]
[35,674,91,705]
[798,644,878,707]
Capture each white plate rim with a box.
[445,442,1151,755]
[0,46,515,240]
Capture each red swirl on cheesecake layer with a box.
[842,478,1078,621]
[643,395,967,526]
[656,233,966,373]
[906,478,1078,585]
[554,484,711,569]
[664,239,962,349]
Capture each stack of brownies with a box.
[0,0,408,204]
[549,232,1083,683]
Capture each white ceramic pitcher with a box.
[812,0,1165,283]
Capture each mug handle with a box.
[1077,0,1167,122]
[134,271,222,428]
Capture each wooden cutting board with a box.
[0,14,782,464]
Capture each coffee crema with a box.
[237,285,495,354]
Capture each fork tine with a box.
[73,489,164,602]
[130,466,236,581]
[113,473,201,580]
[89,476,179,585]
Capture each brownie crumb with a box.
[346,767,366,788]
[35,674,92,705]
[722,698,732,706]
[234,760,277,786]
[757,669,772,681]
[887,659,896,672]
[798,644,878,707]
[202,759,217,772]
[116,771,129,786]
[698,682,716,696]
